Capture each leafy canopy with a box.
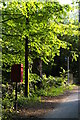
[2,0,79,72]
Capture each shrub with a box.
[29,73,42,91]
[17,95,41,108]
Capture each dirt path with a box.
[44,86,79,118]
[14,86,78,119]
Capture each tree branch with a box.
[0,15,24,23]
[2,32,21,37]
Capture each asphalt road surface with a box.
[43,88,80,119]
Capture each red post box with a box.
[11,64,23,82]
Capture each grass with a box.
[35,84,75,97]
[17,95,41,108]
[2,83,76,120]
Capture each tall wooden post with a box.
[15,82,17,110]
[25,3,29,97]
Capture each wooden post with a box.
[15,82,17,110]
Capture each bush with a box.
[17,95,41,108]
[28,73,69,96]
[2,72,73,112]
[2,110,14,120]
[35,88,48,96]
[29,73,42,92]
[2,83,15,109]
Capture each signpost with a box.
[15,82,17,110]
[67,57,69,83]
[11,64,23,110]
[65,57,69,83]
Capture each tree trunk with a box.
[25,3,29,97]
[32,58,42,77]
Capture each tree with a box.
[2,0,79,95]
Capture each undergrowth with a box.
[2,73,76,120]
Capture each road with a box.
[43,87,80,119]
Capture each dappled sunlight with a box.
[44,99,78,118]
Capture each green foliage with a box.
[2,73,75,120]
[2,1,78,73]
[35,88,48,96]
[2,110,14,120]
[2,83,15,109]
[29,73,68,96]
[59,67,68,85]
[17,95,41,108]
[42,74,68,88]
[2,1,79,119]
[35,85,72,97]
[47,86,64,96]
[29,73,42,83]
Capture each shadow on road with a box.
[12,100,80,120]
[43,100,79,119]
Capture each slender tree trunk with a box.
[32,58,42,77]
[39,59,42,78]
[25,3,29,97]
